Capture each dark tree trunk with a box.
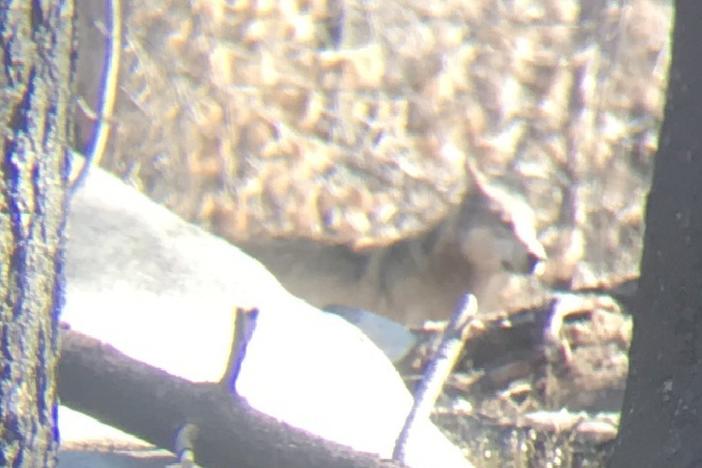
[0,0,74,466]
[609,1,702,467]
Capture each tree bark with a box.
[0,0,74,465]
[609,1,702,466]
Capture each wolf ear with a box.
[466,160,547,267]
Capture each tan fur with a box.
[243,184,546,325]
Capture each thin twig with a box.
[70,0,122,195]
[167,423,201,468]
[221,307,259,395]
[392,294,478,463]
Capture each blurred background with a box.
[75,0,670,324]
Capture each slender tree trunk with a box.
[609,1,702,466]
[0,0,74,465]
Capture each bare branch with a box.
[70,0,122,194]
[58,328,404,468]
[393,294,478,464]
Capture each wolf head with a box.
[455,189,545,278]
